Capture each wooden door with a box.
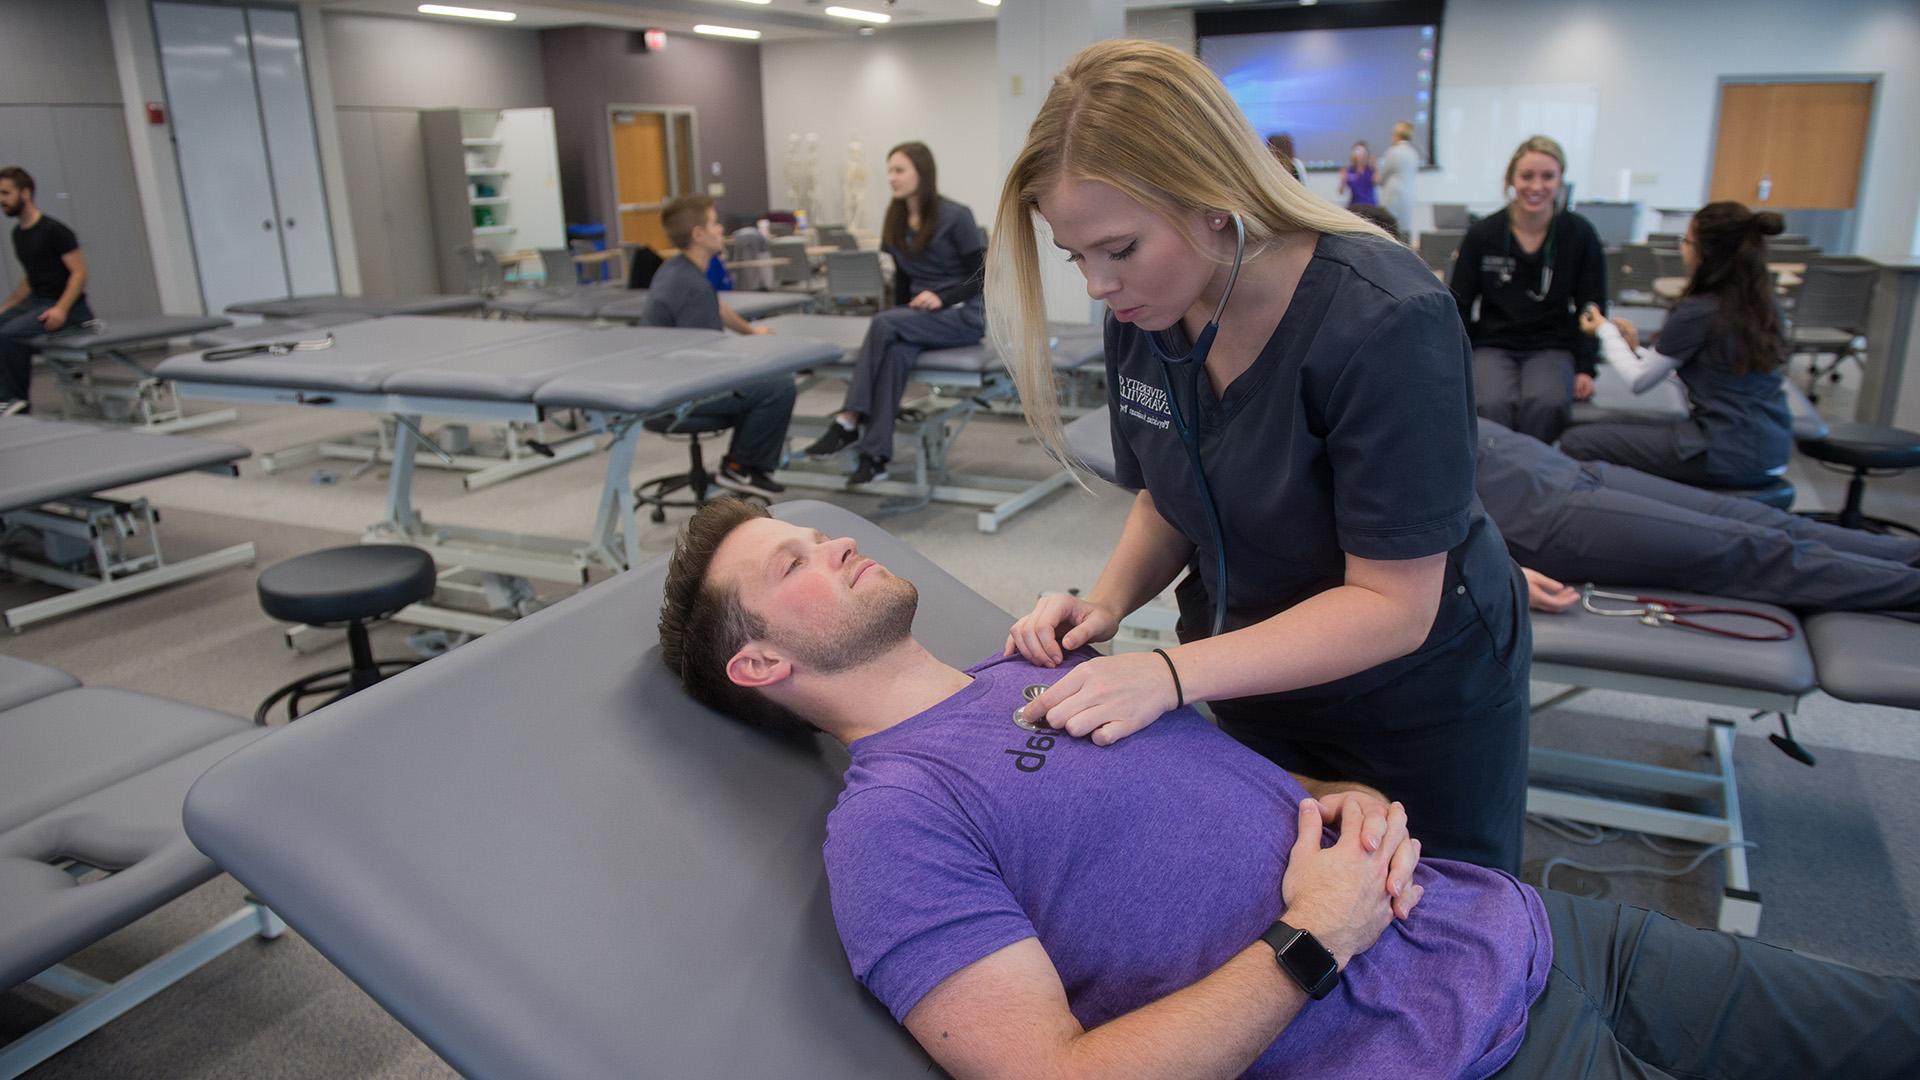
[1709,82,1873,209]
[612,110,671,248]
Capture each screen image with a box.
[1200,24,1436,170]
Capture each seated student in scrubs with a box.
[643,194,792,496]
[987,41,1531,873]
[657,497,1920,1080]
[1557,203,1793,489]
[1450,136,1609,443]
[802,142,987,487]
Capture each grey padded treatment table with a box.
[487,286,812,323]
[156,317,838,637]
[225,293,485,318]
[183,502,971,1078]
[29,314,236,432]
[1061,409,1913,936]
[0,656,277,1079]
[189,310,373,349]
[0,416,256,630]
[758,312,1105,532]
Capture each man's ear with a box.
[726,640,793,690]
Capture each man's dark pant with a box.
[1495,890,1920,1079]
[1513,460,1920,611]
[842,303,986,461]
[0,296,93,404]
[683,372,797,473]
[1475,346,1575,443]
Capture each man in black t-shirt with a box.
[0,166,94,410]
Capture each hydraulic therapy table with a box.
[155,317,838,636]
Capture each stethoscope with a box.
[1143,212,1245,639]
[1501,208,1556,301]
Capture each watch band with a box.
[1260,920,1340,1000]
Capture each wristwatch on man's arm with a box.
[1260,921,1340,1000]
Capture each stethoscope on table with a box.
[202,334,336,363]
[1144,212,1245,639]
[1580,586,1796,642]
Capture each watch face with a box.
[1273,925,1339,999]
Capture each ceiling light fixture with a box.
[978,0,1001,7]
[417,4,517,21]
[825,6,891,24]
[731,0,772,5]
[694,23,762,38]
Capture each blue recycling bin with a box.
[567,223,609,284]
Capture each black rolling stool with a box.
[1796,422,1920,535]
[634,414,756,524]
[254,545,439,723]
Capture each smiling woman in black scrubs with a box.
[1450,135,1609,444]
[985,41,1531,873]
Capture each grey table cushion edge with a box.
[1532,589,1815,696]
[190,312,373,349]
[30,314,232,351]
[1804,612,1920,709]
[0,656,81,713]
[182,501,1014,1078]
[0,423,249,515]
[0,728,264,987]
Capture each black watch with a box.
[1260,920,1340,1000]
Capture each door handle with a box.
[1757,177,1772,202]
[285,217,296,229]
[262,219,274,231]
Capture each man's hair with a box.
[0,166,33,194]
[658,497,814,736]
[662,195,716,250]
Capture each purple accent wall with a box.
[538,26,769,233]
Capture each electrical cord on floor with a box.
[1528,814,1758,897]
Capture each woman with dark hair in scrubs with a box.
[987,41,1531,873]
[803,141,987,487]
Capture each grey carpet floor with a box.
[4,352,1918,1077]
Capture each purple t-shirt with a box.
[824,652,1550,1079]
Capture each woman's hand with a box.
[1573,372,1595,400]
[1577,304,1606,336]
[1612,317,1641,352]
[1521,567,1579,612]
[1004,593,1119,667]
[1019,651,1180,746]
[909,290,945,311]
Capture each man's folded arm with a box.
[903,934,1307,1080]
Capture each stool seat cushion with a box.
[258,545,437,625]
[642,413,733,435]
[1797,422,1920,470]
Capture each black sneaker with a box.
[717,456,785,495]
[803,422,858,457]
[848,454,890,486]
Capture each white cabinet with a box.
[422,107,564,293]
[152,2,338,314]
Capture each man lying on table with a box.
[657,497,1919,1080]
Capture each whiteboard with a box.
[1423,83,1599,209]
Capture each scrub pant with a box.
[1515,460,1920,611]
[683,372,797,473]
[842,303,986,461]
[1475,347,1575,444]
[1493,890,1920,1079]
[1215,584,1533,875]
[0,296,93,405]
[1557,419,1780,489]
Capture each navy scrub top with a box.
[891,197,986,301]
[1107,231,1527,729]
[1655,295,1793,482]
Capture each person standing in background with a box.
[1338,142,1377,207]
[1378,123,1420,240]
[1266,133,1304,182]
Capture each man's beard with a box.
[0,204,18,218]
[783,578,920,675]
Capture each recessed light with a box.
[417,4,516,20]
[732,0,772,4]
[978,0,1001,6]
[825,6,891,24]
[694,23,761,39]
[857,25,875,35]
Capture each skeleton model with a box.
[842,140,867,229]
[783,132,821,221]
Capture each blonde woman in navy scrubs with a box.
[987,41,1532,873]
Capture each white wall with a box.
[1433,0,1920,257]
[760,23,999,231]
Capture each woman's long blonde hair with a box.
[986,39,1384,472]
